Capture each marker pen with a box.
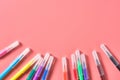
[100,44,120,71]
[81,54,89,80]
[41,56,54,80]
[26,55,43,80]
[10,54,40,80]
[33,53,50,80]
[71,54,79,80]
[92,50,105,80]
[0,48,30,80]
[0,41,20,58]
[75,50,84,80]
[62,57,68,80]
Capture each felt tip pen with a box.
[100,44,120,71]
[92,50,105,80]
[0,41,20,58]
[62,57,68,80]
[71,54,79,80]
[26,55,43,80]
[33,53,50,80]
[81,54,89,80]
[10,54,40,80]
[75,50,84,80]
[41,56,54,80]
[0,48,30,80]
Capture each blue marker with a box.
[0,48,30,80]
[81,54,89,80]
[41,56,54,80]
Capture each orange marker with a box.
[62,57,68,80]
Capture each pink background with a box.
[0,0,120,80]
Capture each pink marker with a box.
[0,41,20,58]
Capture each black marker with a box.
[92,50,105,80]
[100,44,120,71]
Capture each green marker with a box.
[26,55,43,80]
[75,50,84,80]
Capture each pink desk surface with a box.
[0,0,120,80]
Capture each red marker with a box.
[71,54,79,80]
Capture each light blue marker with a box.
[41,56,54,80]
[0,48,30,80]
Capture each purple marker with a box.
[81,54,89,80]
[33,53,50,80]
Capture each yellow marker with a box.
[10,54,40,80]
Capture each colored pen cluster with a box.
[0,41,55,80]
[62,44,120,80]
[62,50,89,80]
[0,41,120,80]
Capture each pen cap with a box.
[101,45,120,68]
[42,53,50,66]
[6,41,20,52]
[33,55,43,70]
[100,44,112,57]
[81,54,89,80]
[92,50,101,65]
[71,54,77,69]
[46,56,54,70]
[19,48,31,60]
[30,54,40,65]
[75,50,81,63]
[62,57,67,72]
[81,54,87,69]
